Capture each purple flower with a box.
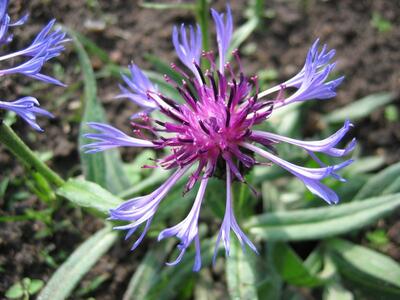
[211,5,233,72]
[0,2,66,131]
[0,97,54,132]
[172,24,202,78]
[82,122,155,153]
[116,64,158,118]
[85,5,354,271]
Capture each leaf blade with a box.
[327,238,400,293]
[37,226,118,300]
[247,193,400,241]
[226,239,259,300]
[57,178,123,214]
[66,27,130,194]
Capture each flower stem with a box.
[0,122,64,187]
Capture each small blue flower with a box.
[116,64,158,118]
[82,122,155,153]
[0,97,54,132]
[172,23,202,79]
[211,5,233,72]
[0,2,67,131]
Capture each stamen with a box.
[227,79,237,109]
[163,74,174,84]
[177,86,197,110]
[225,62,235,80]
[160,95,180,110]
[232,49,243,75]
[275,84,286,102]
[170,63,190,79]
[155,120,166,127]
[178,137,194,143]
[217,71,227,99]
[194,62,206,85]
[184,79,199,103]
[208,74,218,101]
[225,108,231,127]
[202,50,216,71]
[198,120,210,135]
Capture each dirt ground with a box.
[0,0,399,298]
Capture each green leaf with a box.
[226,239,259,300]
[271,243,324,287]
[383,177,400,195]
[228,18,259,54]
[246,193,400,241]
[57,178,123,214]
[118,168,171,199]
[73,31,111,63]
[66,27,130,194]
[28,279,44,295]
[323,282,354,300]
[122,242,173,300]
[324,92,396,123]
[344,155,385,175]
[139,1,196,10]
[5,282,24,299]
[257,243,283,300]
[327,238,400,294]
[371,12,393,33]
[37,226,118,300]
[354,162,400,200]
[146,237,218,300]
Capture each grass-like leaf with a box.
[66,27,130,194]
[37,226,118,300]
[327,238,400,294]
[139,1,196,10]
[324,92,396,124]
[354,161,400,200]
[246,193,400,241]
[226,239,259,300]
[271,243,325,287]
[57,178,123,214]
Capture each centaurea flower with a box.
[85,6,354,271]
[0,1,67,131]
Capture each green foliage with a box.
[139,1,196,10]
[226,239,259,300]
[67,28,130,194]
[6,278,44,299]
[371,13,393,33]
[37,226,118,300]
[323,92,396,124]
[57,178,123,214]
[246,193,400,241]
[327,238,400,294]
[271,243,325,287]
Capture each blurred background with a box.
[0,1,399,299]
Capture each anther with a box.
[194,62,206,85]
[198,120,210,135]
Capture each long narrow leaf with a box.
[271,243,324,287]
[37,226,118,300]
[354,162,400,200]
[247,193,400,241]
[323,92,396,123]
[123,243,173,300]
[327,238,400,294]
[66,27,130,194]
[57,178,123,214]
[226,239,259,300]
